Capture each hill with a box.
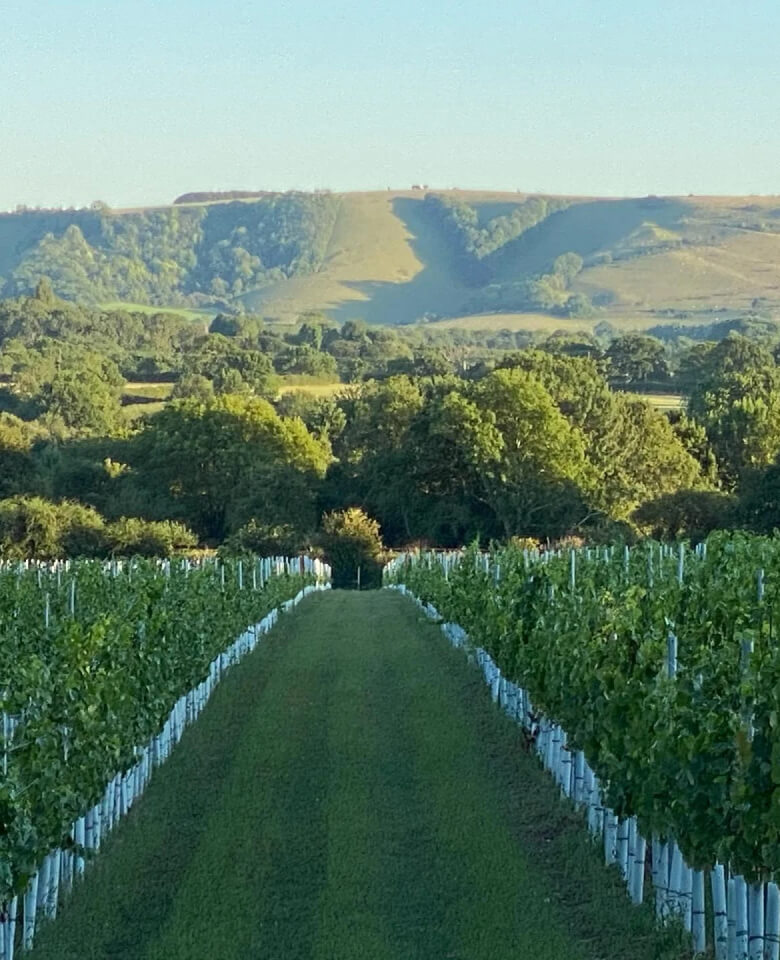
[3,190,780,332]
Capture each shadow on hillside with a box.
[329,196,697,324]
[327,198,472,325]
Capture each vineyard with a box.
[385,533,780,960]
[5,535,780,958]
[22,589,680,960]
[0,555,328,958]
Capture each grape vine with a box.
[0,557,315,903]
[387,532,780,883]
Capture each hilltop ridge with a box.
[3,189,780,332]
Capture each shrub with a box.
[0,496,108,559]
[632,490,738,542]
[107,517,198,557]
[219,520,306,558]
[319,508,384,589]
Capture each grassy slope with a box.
[240,191,474,325]
[28,591,684,960]
[576,230,780,312]
[235,191,780,330]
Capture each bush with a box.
[219,520,306,558]
[632,490,738,542]
[319,508,384,589]
[107,517,198,557]
[0,497,199,558]
[0,496,108,559]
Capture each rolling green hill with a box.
[3,190,780,332]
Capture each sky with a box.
[1,0,779,210]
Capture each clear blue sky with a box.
[1,0,778,210]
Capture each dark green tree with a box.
[606,335,668,384]
[133,394,331,542]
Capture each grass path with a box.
[28,591,684,960]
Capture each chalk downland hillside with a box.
[3,190,780,331]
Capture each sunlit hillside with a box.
[3,190,780,333]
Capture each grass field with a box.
[121,382,175,423]
[277,380,345,398]
[100,302,212,323]
[575,231,780,313]
[630,392,686,413]
[432,311,600,333]
[123,382,175,401]
[28,591,684,960]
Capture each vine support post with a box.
[747,883,764,960]
[654,838,669,920]
[734,875,748,960]
[692,870,706,954]
[765,882,780,960]
[668,843,683,919]
[23,874,38,951]
[46,849,61,919]
[74,816,85,877]
[624,817,636,886]
[682,863,693,932]
[604,812,618,866]
[712,863,728,960]
[573,751,585,806]
[3,896,17,960]
[630,828,646,905]
[667,632,678,679]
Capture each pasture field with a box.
[277,380,346,398]
[123,382,175,401]
[99,302,212,323]
[626,391,686,413]
[431,311,601,333]
[27,591,681,960]
[121,382,174,422]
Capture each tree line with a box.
[1,286,780,555]
[1,193,341,306]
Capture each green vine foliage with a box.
[390,532,780,882]
[0,559,310,900]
